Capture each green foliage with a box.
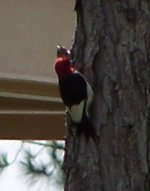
[0,153,9,170]
[0,141,65,189]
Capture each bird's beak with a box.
[57,44,70,57]
[57,44,62,50]
[57,44,63,57]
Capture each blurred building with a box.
[0,0,75,81]
[0,0,75,140]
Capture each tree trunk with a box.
[63,0,150,190]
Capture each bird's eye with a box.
[67,50,70,55]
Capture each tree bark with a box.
[63,0,150,190]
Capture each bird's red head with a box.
[54,56,70,78]
[54,45,75,78]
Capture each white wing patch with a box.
[67,100,85,123]
[66,76,94,124]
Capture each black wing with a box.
[59,73,87,107]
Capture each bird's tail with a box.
[77,115,96,142]
[76,101,96,142]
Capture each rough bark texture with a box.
[63,0,150,191]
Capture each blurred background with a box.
[0,0,75,190]
[0,0,75,81]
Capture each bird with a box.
[54,45,95,141]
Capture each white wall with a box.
[0,0,75,81]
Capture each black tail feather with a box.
[76,115,96,142]
[76,99,96,142]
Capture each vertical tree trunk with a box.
[63,0,150,190]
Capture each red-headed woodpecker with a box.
[54,45,95,140]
